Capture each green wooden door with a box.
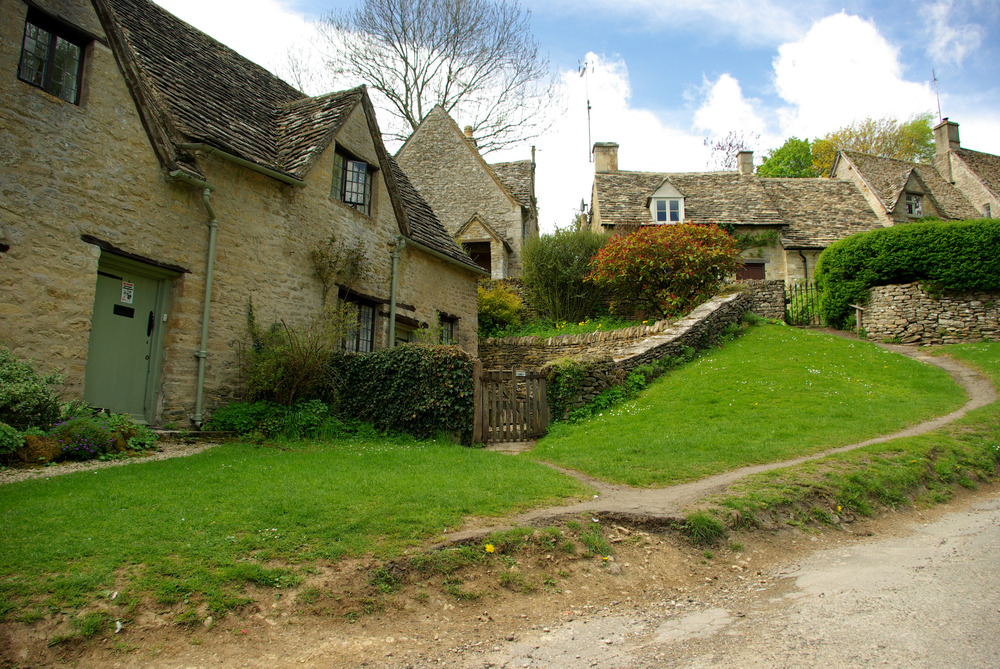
[84,255,171,421]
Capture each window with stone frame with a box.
[438,313,458,345]
[332,149,373,215]
[344,299,376,352]
[18,8,87,104]
[905,193,923,217]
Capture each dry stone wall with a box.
[863,283,1000,345]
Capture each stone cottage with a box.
[833,119,996,225]
[0,0,484,425]
[587,143,882,282]
[395,105,539,278]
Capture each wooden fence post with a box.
[472,359,483,444]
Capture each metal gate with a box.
[473,363,549,443]
[785,281,823,326]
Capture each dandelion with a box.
[837,505,842,513]
[484,543,495,554]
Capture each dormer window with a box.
[905,193,923,217]
[653,198,682,223]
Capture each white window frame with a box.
[905,193,923,217]
[653,198,683,223]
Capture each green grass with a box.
[0,438,586,621]
[495,316,647,339]
[714,342,1000,523]
[531,324,968,486]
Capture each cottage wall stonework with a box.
[862,283,1000,345]
[0,0,477,424]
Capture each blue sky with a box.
[157,0,1000,231]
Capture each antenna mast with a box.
[579,58,592,162]
[932,70,942,123]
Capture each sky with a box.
[155,0,1000,233]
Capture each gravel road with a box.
[483,488,1000,668]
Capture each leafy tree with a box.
[757,137,819,178]
[704,130,760,171]
[521,228,608,323]
[316,0,553,154]
[586,225,742,318]
[812,113,935,175]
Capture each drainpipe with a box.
[388,236,406,347]
[169,171,219,428]
[798,250,809,282]
[192,187,219,427]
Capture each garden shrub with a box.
[586,224,742,318]
[243,301,356,406]
[477,282,523,337]
[0,421,22,461]
[0,346,61,430]
[815,218,1000,328]
[334,344,474,439]
[521,228,608,323]
[51,417,115,461]
[544,358,590,421]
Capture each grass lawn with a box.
[716,342,1000,522]
[530,324,969,487]
[0,439,586,620]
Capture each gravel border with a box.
[0,441,223,485]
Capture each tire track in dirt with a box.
[445,342,997,545]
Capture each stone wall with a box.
[479,281,784,370]
[863,283,1000,345]
[0,0,478,424]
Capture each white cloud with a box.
[921,0,986,67]
[772,13,937,139]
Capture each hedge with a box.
[815,219,1000,328]
[333,344,474,439]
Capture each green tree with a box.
[521,227,608,323]
[757,137,819,178]
[585,225,742,318]
[812,113,935,175]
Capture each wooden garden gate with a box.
[473,362,549,444]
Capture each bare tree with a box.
[704,130,760,171]
[317,0,554,154]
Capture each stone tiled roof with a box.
[101,0,358,179]
[840,150,979,219]
[955,148,1000,202]
[95,0,479,273]
[388,159,485,273]
[762,179,882,248]
[593,171,783,227]
[490,160,534,209]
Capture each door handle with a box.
[147,311,155,337]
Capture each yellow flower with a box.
[837,505,842,512]
[484,544,495,554]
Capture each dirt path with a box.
[452,341,997,543]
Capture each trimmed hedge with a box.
[334,344,474,439]
[815,219,1000,328]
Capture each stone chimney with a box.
[593,142,619,173]
[933,118,960,182]
[463,126,477,148]
[737,150,754,175]
[934,118,960,155]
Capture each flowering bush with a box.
[51,417,115,461]
[585,224,741,318]
[477,282,523,337]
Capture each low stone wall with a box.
[863,283,1000,345]
[742,279,786,321]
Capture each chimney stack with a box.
[934,118,960,155]
[463,126,477,148]
[737,151,754,175]
[593,142,619,173]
